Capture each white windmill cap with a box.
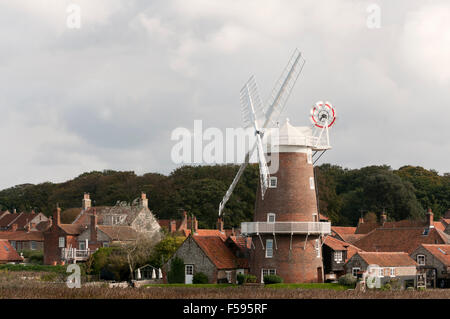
[265,118,313,148]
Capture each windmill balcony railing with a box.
[240,221,331,236]
[61,248,93,261]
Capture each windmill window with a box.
[269,177,277,188]
[309,177,315,190]
[266,239,273,258]
[267,213,276,223]
[315,239,320,258]
[307,153,312,164]
[261,269,276,283]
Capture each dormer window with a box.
[269,177,277,188]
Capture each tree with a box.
[123,232,160,281]
[167,256,185,284]
[148,235,185,268]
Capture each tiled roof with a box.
[97,225,138,241]
[354,251,417,267]
[0,212,40,230]
[0,213,23,228]
[72,206,146,226]
[353,227,448,254]
[332,226,356,236]
[339,233,366,244]
[355,222,379,234]
[0,231,44,241]
[193,236,248,269]
[35,220,51,232]
[0,239,23,262]
[59,224,86,235]
[324,236,362,261]
[420,244,450,266]
[228,236,252,251]
[184,229,228,240]
[434,221,446,232]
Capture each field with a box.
[1,269,449,299]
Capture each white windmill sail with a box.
[218,49,306,216]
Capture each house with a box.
[322,236,363,281]
[164,219,250,284]
[352,210,450,254]
[331,226,365,244]
[0,239,23,264]
[0,211,49,232]
[43,192,161,265]
[0,230,44,251]
[344,251,418,289]
[410,244,450,288]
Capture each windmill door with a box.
[185,265,194,284]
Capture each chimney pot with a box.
[217,218,224,233]
[427,208,434,228]
[82,193,92,210]
[139,192,148,208]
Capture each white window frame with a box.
[225,271,232,283]
[261,269,276,283]
[309,177,315,190]
[269,177,277,188]
[390,267,395,277]
[352,267,360,277]
[30,241,37,250]
[267,213,276,223]
[315,239,320,258]
[417,255,426,266]
[79,241,86,251]
[378,268,384,277]
[103,242,109,248]
[265,239,273,258]
[185,264,194,275]
[58,237,65,248]
[307,152,312,164]
[334,251,343,263]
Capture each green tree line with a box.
[0,164,448,227]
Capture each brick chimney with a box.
[139,192,148,208]
[53,206,61,227]
[169,219,177,233]
[82,193,91,210]
[427,208,434,228]
[180,210,188,231]
[381,211,387,225]
[193,216,198,234]
[358,217,364,225]
[90,209,98,242]
[217,217,224,233]
[11,223,18,232]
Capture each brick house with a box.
[345,252,418,289]
[0,239,23,264]
[322,236,363,281]
[0,211,49,232]
[0,230,44,251]
[410,244,450,288]
[44,192,161,265]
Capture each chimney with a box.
[217,217,224,233]
[82,193,92,210]
[180,210,188,231]
[30,222,36,230]
[381,211,387,225]
[358,217,364,225]
[169,219,177,233]
[90,209,98,242]
[11,223,18,232]
[139,192,148,208]
[427,208,434,228]
[53,206,61,227]
[193,216,198,234]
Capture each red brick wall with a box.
[43,225,78,265]
[251,152,324,283]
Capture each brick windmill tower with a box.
[218,50,336,283]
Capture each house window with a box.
[30,241,37,250]
[17,242,22,250]
[378,268,384,277]
[267,213,276,223]
[79,241,86,251]
[352,267,360,277]
[185,265,194,275]
[334,251,343,263]
[58,237,65,248]
[269,177,277,188]
[390,268,395,277]
[265,239,273,258]
[225,271,232,283]
[10,241,16,249]
[417,255,426,266]
[315,239,320,258]
[103,242,109,248]
[261,269,276,283]
[309,177,315,190]
[307,152,312,164]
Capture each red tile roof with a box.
[420,244,450,266]
[0,239,23,262]
[355,222,379,234]
[184,229,228,240]
[97,225,138,241]
[332,226,356,236]
[193,236,248,269]
[353,251,417,267]
[0,231,44,241]
[353,227,448,254]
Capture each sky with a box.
[0,0,449,189]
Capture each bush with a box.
[338,273,357,286]
[406,286,415,291]
[193,272,209,284]
[167,257,185,284]
[381,283,392,291]
[21,250,43,264]
[237,273,245,285]
[263,274,283,284]
[244,274,257,283]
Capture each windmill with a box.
[218,49,306,216]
